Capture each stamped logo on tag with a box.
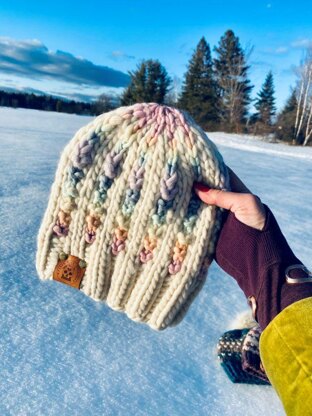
[53,254,86,289]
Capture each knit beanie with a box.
[36,103,229,330]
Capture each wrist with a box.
[256,262,312,330]
[215,205,298,294]
[215,204,312,330]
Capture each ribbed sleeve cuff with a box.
[215,204,312,329]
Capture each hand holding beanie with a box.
[215,204,312,330]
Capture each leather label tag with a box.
[53,255,86,289]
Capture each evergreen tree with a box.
[214,30,253,132]
[275,89,302,143]
[121,60,171,105]
[178,37,219,130]
[254,71,276,125]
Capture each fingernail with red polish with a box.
[193,182,211,193]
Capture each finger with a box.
[194,186,249,211]
[227,166,251,193]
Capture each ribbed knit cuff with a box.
[215,205,312,330]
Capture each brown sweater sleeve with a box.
[215,205,312,330]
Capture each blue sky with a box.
[0,0,312,110]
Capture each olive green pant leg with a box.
[259,297,312,416]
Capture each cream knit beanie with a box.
[36,103,229,330]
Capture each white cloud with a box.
[274,46,288,54]
[0,37,130,88]
[291,39,312,49]
[260,38,312,57]
[111,50,135,61]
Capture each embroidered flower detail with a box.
[85,214,101,244]
[139,235,158,263]
[168,240,188,275]
[111,226,128,255]
[53,210,71,237]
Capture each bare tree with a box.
[165,75,181,106]
[94,93,115,115]
[227,45,254,130]
[294,46,312,145]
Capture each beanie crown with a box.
[36,103,229,330]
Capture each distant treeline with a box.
[0,90,118,116]
[1,28,312,145]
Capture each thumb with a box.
[193,182,248,211]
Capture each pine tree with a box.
[178,37,219,130]
[254,71,276,125]
[283,89,298,114]
[214,30,253,132]
[121,60,171,105]
[276,89,301,143]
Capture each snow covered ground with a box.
[0,107,311,416]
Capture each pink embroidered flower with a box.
[111,227,128,255]
[53,210,71,237]
[85,214,101,244]
[168,241,188,275]
[139,235,157,263]
[168,260,182,275]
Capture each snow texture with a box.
[0,107,311,416]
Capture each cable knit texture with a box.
[36,103,229,330]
